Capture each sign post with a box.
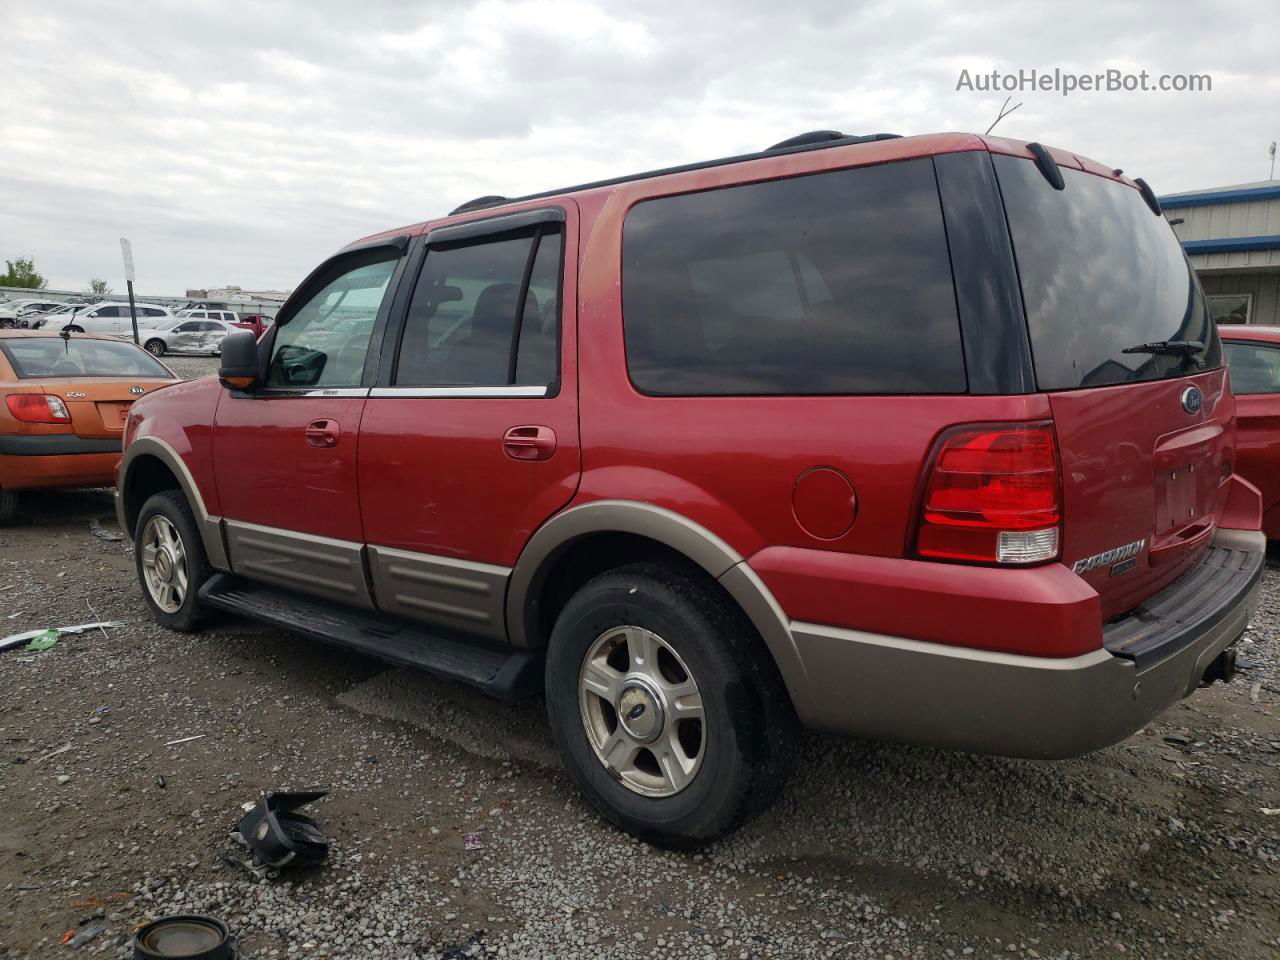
[120,237,140,344]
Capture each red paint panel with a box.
[751,546,1102,657]
[212,394,367,542]
[129,376,223,516]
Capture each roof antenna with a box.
[985,96,1022,136]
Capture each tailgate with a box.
[1051,367,1234,621]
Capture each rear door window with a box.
[994,157,1222,390]
[394,225,562,388]
[1223,340,1280,394]
[621,157,965,395]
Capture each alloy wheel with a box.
[140,514,188,613]
[578,625,705,797]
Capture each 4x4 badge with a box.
[130,386,146,395]
[1181,385,1202,414]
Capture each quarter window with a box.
[1224,341,1280,395]
[394,225,562,388]
[621,158,965,395]
[266,253,398,388]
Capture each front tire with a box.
[145,339,166,357]
[545,563,797,848]
[134,491,212,631]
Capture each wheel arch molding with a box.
[119,436,229,570]
[505,499,810,703]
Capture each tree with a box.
[87,278,112,296]
[0,257,47,290]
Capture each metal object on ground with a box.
[133,915,235,959]
[235,790,329,869]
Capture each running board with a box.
[198,574,542,701]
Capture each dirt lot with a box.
[2,360,1279,958]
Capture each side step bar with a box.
[198,573,542,701]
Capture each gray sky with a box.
[4,0,1278,295]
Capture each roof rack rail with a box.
[766,130,849,151]
[450,195,509,216]
[444,130,902,220]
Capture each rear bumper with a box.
[784,527,1265,759]
[0,445,121,490]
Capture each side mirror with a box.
[219,330,261,391]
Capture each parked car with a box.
[137,317,236,357]
[233,314,274,339]
[63,302,173,335]
[178,308,241,325]
[1219,325,1280,539]
[0,331,178,524]
[0,299,65,328]
[116,130,1264,846]
[27,303,81,329]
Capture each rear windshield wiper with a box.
[1121,340,1205,364]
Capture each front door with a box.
[212,246,404,607]
[357,205,580,641]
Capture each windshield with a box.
[1,337,175,378]
[995,156,1221,390]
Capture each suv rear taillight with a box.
[6,393,72,424]
[914,421,1062,565]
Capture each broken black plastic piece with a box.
[1133,177,1163,215]
[236,790,329,869]
[1026,142,1065,190]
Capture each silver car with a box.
[137,317,236,357]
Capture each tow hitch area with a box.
[1200,647,1237,687]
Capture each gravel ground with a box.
[2,412,1279,957]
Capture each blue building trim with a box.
[1159,184,1280,209]
[1182,234,1280,254]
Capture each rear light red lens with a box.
[915,422,1062,565]
[6,393,72,424]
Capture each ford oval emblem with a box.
[129,386,146,395]
[1181,385,1202,415]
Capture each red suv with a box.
[116,131,1265,846]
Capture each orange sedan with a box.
[0,331,179,523]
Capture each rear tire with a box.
[145,339,166,357]
[134,490,212,631]
[545,562,798,848]
[0,489,17,525]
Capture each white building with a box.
[1160,180,1280,325]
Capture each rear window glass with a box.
[995,156,1221,390]
[1,338,174,379]
[622,158,966,395]
[1223,340,1280,394]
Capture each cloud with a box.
[2,0,1276,293]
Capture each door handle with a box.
[503,425,556,461]
[304,419,340,448]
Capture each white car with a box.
[0,298,66,327]
[137,317,237,357]
[62,301,174,335]
[177,308,240,324]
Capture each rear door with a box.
[1222,337,1280,535]
[994,154,1232,618]
[211,244,405,607]
[357,205,580,641]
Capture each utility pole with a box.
[120,238,139,344]
[1270,142,1276,181]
